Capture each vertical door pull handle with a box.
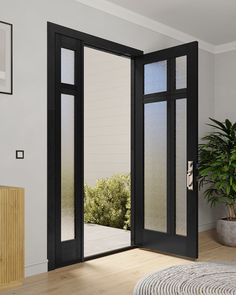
[187,161,193,191]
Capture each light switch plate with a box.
[16,150,24,159]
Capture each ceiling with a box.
[106,0,236,46]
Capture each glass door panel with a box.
[176,56,187,89]
[61,94,75,241]
[144,61,167,94]
[61,48,75,85]
[176,98,187,236]
[144,102,167,232]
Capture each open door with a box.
[134,42,198,258]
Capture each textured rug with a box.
[133,263,236,294]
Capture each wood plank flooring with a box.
[1,230,236,295]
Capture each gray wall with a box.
[0,29,6,71]
[0,0,216,276]
[198,49,224,230]
[215,50,236,121]
[213,50,236,222]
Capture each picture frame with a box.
[0,21,13,95]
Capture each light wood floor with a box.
[1,230,236,295]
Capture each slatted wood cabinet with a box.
[0,186,24,290]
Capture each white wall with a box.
[215,50,236,121]
[0,0,216,276]
[212,50,236,225]
[198,49,225,231]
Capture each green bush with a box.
[84,174,130,230]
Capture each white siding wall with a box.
[84,47,130,186]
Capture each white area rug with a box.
[133,263,236,294]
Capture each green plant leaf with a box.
[198,117,236,217]
[232,182,236,192]
[209,117,228,132]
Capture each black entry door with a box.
[134,42,198,258]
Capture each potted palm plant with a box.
[198,118,236,247]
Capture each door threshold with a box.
[84,245,136,262]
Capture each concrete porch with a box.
[62,218,130,257]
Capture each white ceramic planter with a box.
[216,219,236,247]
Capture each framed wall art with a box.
[0,21,12,94]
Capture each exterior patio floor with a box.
[61,218,131,257]
[84,223,131,257]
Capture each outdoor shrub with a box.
[84,174,131,230]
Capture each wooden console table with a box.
[0,186,24,290]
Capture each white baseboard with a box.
[199,222,216,232]
[25,260,48,277]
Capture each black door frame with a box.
[47,22,143,270]
[134,42,198,258]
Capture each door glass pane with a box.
[61,94,75,241]
[176,56,187,89]
[61,48,75,85]
[176,98,187,236]
[144,101,167,232]
[144,61,167,94]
